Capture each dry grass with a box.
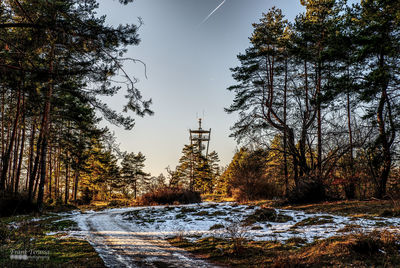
[281,200,396,217]
[201,194,234,203]
[168,236,293,267]
[277,231,400,267]
[78,199,136,211]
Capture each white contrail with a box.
[199,0,226,26]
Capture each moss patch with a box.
[0,214,104,267]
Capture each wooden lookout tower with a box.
[189,118,211,158]
[188,118,211,190]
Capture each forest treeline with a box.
[1,0,400,212]
[0,0,153,212]
[219,0,400,202]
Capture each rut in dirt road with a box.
[72,208,219,268]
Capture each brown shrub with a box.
[139,187,201,205]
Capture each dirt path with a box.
[69,203,400,267]
[73,208,218,268]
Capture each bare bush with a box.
[224,218,251,255]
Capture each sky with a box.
[96,0,356,176]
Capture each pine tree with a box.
[226,8,301,188]
[174,144,220,193]
[120,152,148,199]
[0,0,153,210]
[351,0,400,198]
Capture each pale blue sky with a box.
[97,0,357,176]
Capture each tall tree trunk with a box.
[345,88,355,199]
[0,88,21,193]
[15,121,25,195]
[10,126,21,195]
[64,155,69,205]
[287,129,299,189]
[1,89,5,173]
[37,39,55,211]
[316,63,322,180]
[36,89,53,211]
[48,145,52,199]
[14,93,25,195]
[375,88,391,199]
[374,54,395,199]
[27,119,37,193]
[33,163,41,198]
[73,168,79,202]
[283,59,289,196]
[55,147,61,199]
[134,179,137,199]
[28,134,41,201]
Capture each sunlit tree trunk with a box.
[73,168,79,202]
[27,119,36,193]
[28,131,41,202]
[65,152,70,205]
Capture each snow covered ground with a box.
[62,202,400,267]
[115,202,400,243]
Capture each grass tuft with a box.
[209,224,224,230]
[244,208,293,225]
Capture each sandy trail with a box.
[75,208,217,268]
